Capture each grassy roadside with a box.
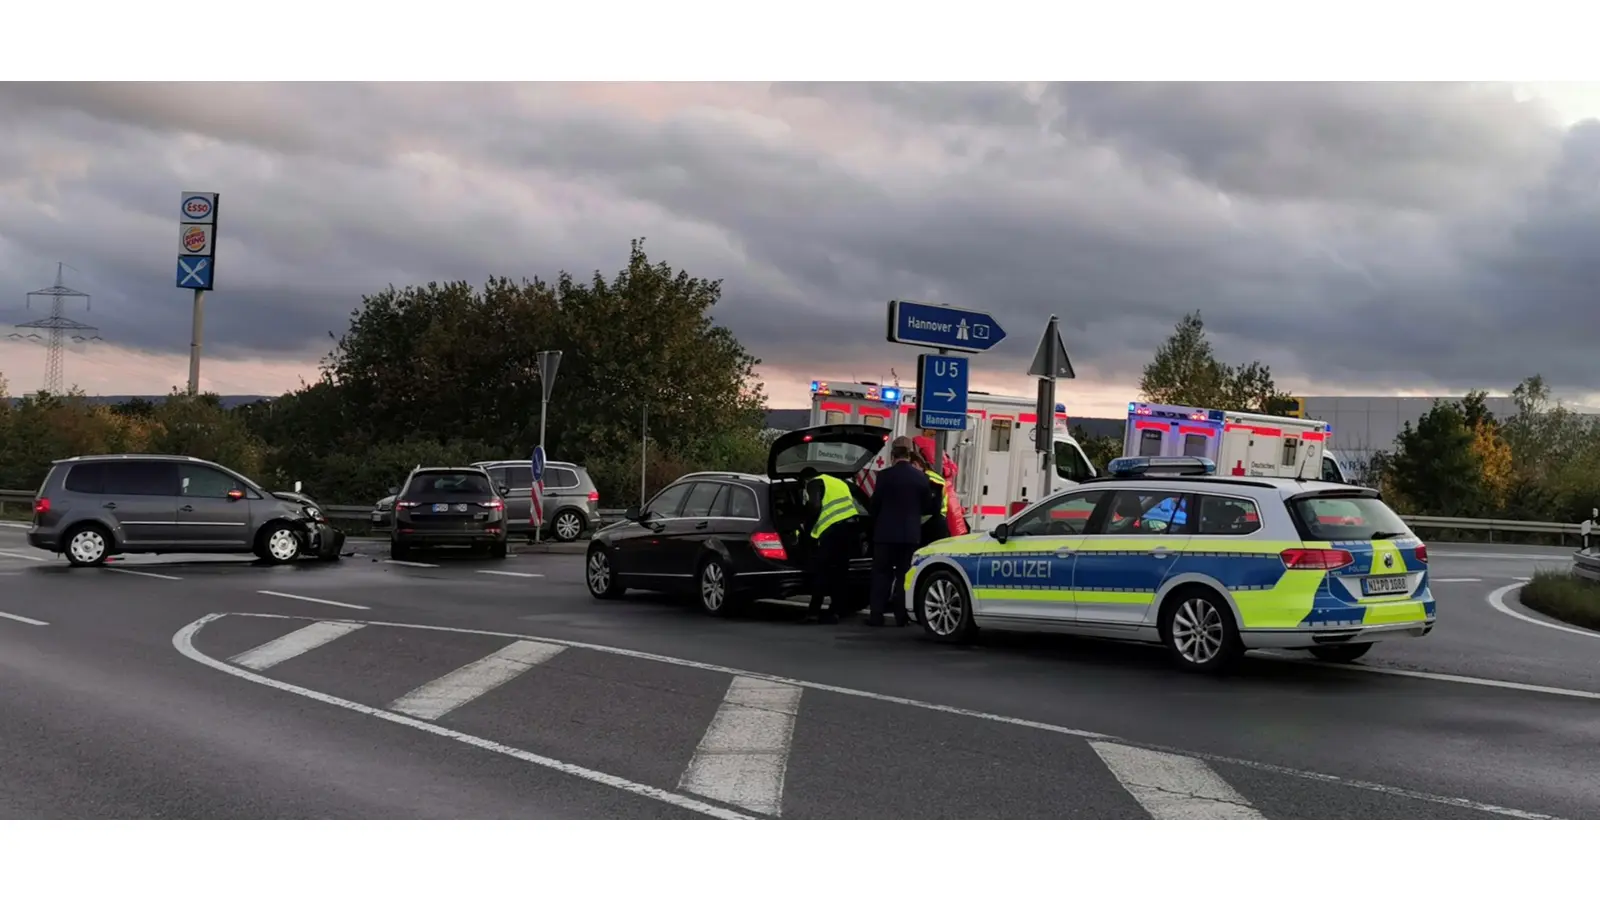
[1519,571,1600,632]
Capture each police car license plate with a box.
[1363,575,1409,596]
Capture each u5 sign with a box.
[916,354,969,431]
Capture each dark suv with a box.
[583,424,888,616]
[390,466,509,560]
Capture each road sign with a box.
[537,350,562,403]
[176,256,214,290]
[1028,316,1076,379]
[887,300,1007,354]
[531,445,546,483]
[915,353,969,431]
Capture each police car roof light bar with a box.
[1106,456,1217,477]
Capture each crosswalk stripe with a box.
[1090,740,1263,819]
[389,640,564,721]
[678,676,802,817]
[230,621,367,671]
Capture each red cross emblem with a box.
[1231,460,1245,476]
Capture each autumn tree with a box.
[1139,311,1296,415]
[1386,400,1489,517]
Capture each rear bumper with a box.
[26,531,58,553]
[1241,619,1436,650]
[393,529,505,545]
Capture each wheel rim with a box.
[556,513,582,540]
[1172,597,1226,664]
[587,552,611,594]
[268,528,299,561]
[923,576,964,636]
[701,562,725,611]
[70,530,105,563]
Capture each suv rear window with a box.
[1288,493,1409,541]
[405,471,494,498]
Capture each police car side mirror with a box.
[990,522,1009,544]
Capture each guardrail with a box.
[0,488,1584,541]
[1574,548,1600,582]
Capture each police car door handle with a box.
[1055,546,1075,557]
[1148,546,1170,558]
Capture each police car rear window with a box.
[1288,494,1409,541]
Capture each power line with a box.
[8,262,103,393]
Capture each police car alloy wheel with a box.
[65,525,110,567]
[916,569,975,642]
[553,510,584,542]
[587,546,624,599]
[1161,590,1242,673]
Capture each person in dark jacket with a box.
[866,436,937,626]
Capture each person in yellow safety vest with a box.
[911,442,951,546]
[799,466,865,624]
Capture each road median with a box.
[1519,570,1600,632]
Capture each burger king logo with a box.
[182,226,209,253]
[183,196,213,219]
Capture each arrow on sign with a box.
[935,389,957,402]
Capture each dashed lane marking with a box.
[1487,581,1600,642]
[384,560,439,568]
[389,640,564,721]
[176,616,751,820]
[1091,741,1262,819]
[1430,577,1483,583]
[0,550,46,561]
[258,590,371,611]
[0,610,48,626]
[476,570,544,578]
[678,676,802,817]
[229,621,368,671]
[177,612,1555,820]
[0,522,30,529]
[104,567,181,580]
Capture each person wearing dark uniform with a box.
[866,436,937,627]
[799,467,864,624]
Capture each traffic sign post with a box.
[1029,315,1076,498]
[533,351,561,543]
[530,445,547,543]
[886,300,1007,354]
[177,191,220,396]
[915,354,969,431]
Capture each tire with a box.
[1309,642,1373,664]
[551,509,585,543]
[696,555,741,617]
[488,540,508,560]
[914,567,976,643]
[64,523,112,567]
[390,539,410,561]
[255,524,303,564]
[585,544,625,599]
[1159,589,1244,674]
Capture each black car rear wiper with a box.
[1369,530,1407,540]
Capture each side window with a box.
[823,410,846,425]
[64,463,107,494]
[1320,456,1344,484]
[179,464,242,499]
[990,420,1012,452]
[500,467,533,489]
[1139,428,1164,456]
[680,482,724,518]
[862,414,886,427]
[1281,437,1300,468]
[645,483,693,518]
[1053,441,1093,482]
[103,461,179,496]
[1095,490,1190,535]
[724,486,760,519]
[1010,490,1106,538]
[547,468,580,489]
[1195,494,1261,536]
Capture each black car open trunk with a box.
[765,424,888,566]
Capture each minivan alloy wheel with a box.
[1171,596,1226,665]
[69,529,108,565]
[553,511,583,542]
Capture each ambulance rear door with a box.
[975,413,1015,531]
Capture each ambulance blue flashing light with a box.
[1106,456,1217,477]
[882,387,900,404]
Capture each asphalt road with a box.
[2,523,1597,819]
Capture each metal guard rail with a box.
[0,489,1585,535]
[1574,549,1600,582]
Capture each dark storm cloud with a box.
[0,81,1594,397]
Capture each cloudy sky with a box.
[2,81,1598,415]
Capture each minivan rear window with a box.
[405,472,494,497]
[1288,494,1409,541]
[64,463,106,494]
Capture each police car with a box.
[902,456,1434,673]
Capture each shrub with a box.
[1518,570,1600,632]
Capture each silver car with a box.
[26,453,319,566]
[470,459,602,542]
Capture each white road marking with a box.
[0,610,48,626]
[104,567,181,580]
[0,522,30,529]
[385,559,438,568]
[174,616,750,820]
[476,570,544,578]
[389,640,564,720]
[1430,577,1483,583]
[229,621,367,671]
[678,676,802,817]
[1091,741,1263,819]
[1487,581,1599,642]
[183,612,1554,820]
[1295,659,1600,702]
[0,550,46,561]
[258,589,370,611]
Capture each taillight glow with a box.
[33,498,50,515]
[1414,544,1427,563]
[588,491,600,502]
[1280,548,1354,570]
[396,501,420,509]
[479,499,504,509]
[750,531,787,561]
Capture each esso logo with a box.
[182,226,209,252]
[184,197,213,218]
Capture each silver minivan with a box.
[27,453,317,566]
[470,459,602,542]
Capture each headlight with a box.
[305,507,323,521]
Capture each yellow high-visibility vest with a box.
[921,471,950,523]
[811,474,866,539]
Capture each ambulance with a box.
[807,379,1098,532]
[1122,401,1350,483]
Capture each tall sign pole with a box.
[176,191,220,395]
[1029,315,1076,499]
[533,350,561,544]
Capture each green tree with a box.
[1386,400,1487,517]
[1071,424,1121,471]
[1139,311,1294,414]
[143,390,271,482]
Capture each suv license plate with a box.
[371,512,382,523]
[1363,575,1409,596]
[432,503,448,512]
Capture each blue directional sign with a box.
[916,354,969,431]
[531,445,547,483]
[887,300,1007,354]
[176,255,214,290]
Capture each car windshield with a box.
[772,439,879,474]
[404,472,494,498]
[1288,494,1410,541]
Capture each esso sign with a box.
[182,195,214,219]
